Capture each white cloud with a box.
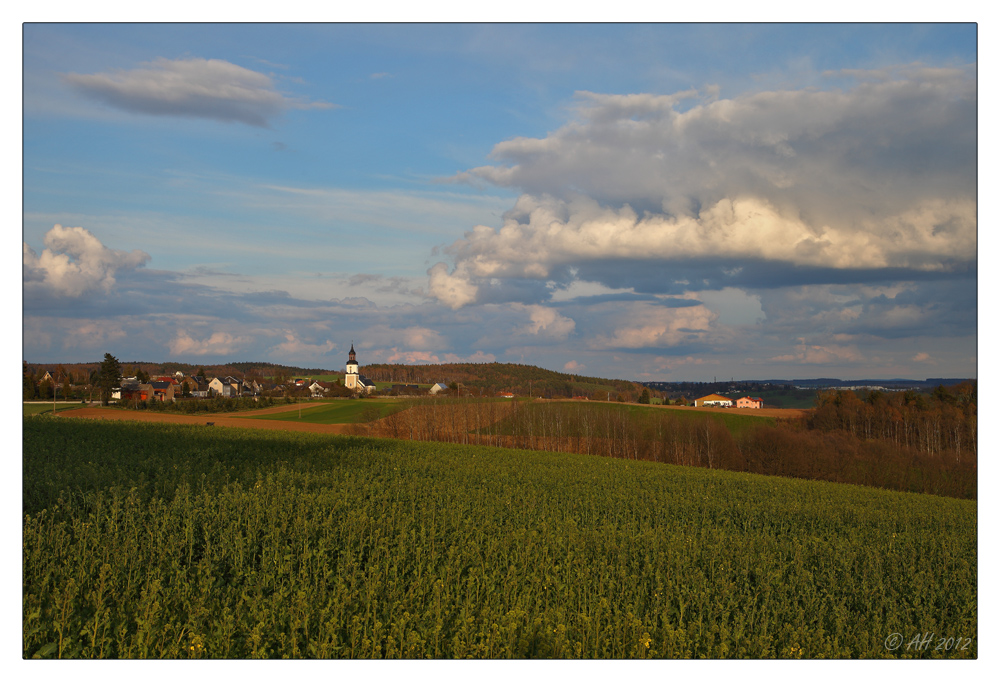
[428,262,478,309]
[63,57,333,127]
[169,330,251,356]
[379,348,496,365]
[769,338,864,365]
[23,225,150,297]
[267,332,336,359]
[513,304,576,340]
[563,360,585,372]
[587,303,718,350]
[431,66,975,308]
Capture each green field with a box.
[23,418,976,659]
[527,401,776,436]
[245,399,405,424]
[23,402,85,416]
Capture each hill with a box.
[357,362,643,398]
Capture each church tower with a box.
[345,342,359,390]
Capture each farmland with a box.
[245,399,405,425]
[23,417,976,659]
[23,402,85,417]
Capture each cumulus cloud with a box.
[267,332,336,358]
[428,262,478,309]
[769,338,864,365]
[586,301,719,350]
[512,304,576,340]
[380,349,496,364]
[23,225,150,297]
[432,65,975,308]
[63,57,333,127]
[169,330,251,356]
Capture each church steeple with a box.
[347,342,357,365]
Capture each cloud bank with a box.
[433,64,976,308]
[63,57,333,127]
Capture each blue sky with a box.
[21,22,978,381]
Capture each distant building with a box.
[736,396,764,409]
[429,383,450,395]
[344,344,376,394]
[694,393,732,407]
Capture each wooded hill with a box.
[358,362,645,399]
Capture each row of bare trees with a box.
[809,383,977,462]
[356,397,976,499]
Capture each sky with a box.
[20,22,979,381]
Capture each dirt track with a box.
[59,405,354,435]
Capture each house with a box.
[429,383,450,395]
[694,393,732,407]
[208,377,235,397]
[149,381,176,402]
[499,392,515,399]
[736,396,764,409]
[343,344,377,394]
[391,384,421,395]
[113,378,141,401]
[309,381,333,397]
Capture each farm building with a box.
[429,383,450,395]
[736,396,764,409]
[695,393,732,407]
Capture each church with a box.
[344,343,377,394]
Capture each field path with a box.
[60,406,354,435]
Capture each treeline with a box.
[360,362,643,399]
[358,391,976,499]
[808,383,977,460]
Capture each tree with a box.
[98,353,122,406]
[23,371,38,400]
[638,388,651,404]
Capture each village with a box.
[24,343,767,410]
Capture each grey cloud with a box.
[432,65,975,309]
[63,57,334,127]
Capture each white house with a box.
[429,383,450,395]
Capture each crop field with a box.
[245,399,405,425]
[23,403,85,417]
[23,417,976,659]
[527,401,778,435]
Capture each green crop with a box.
[23,418,976,659]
